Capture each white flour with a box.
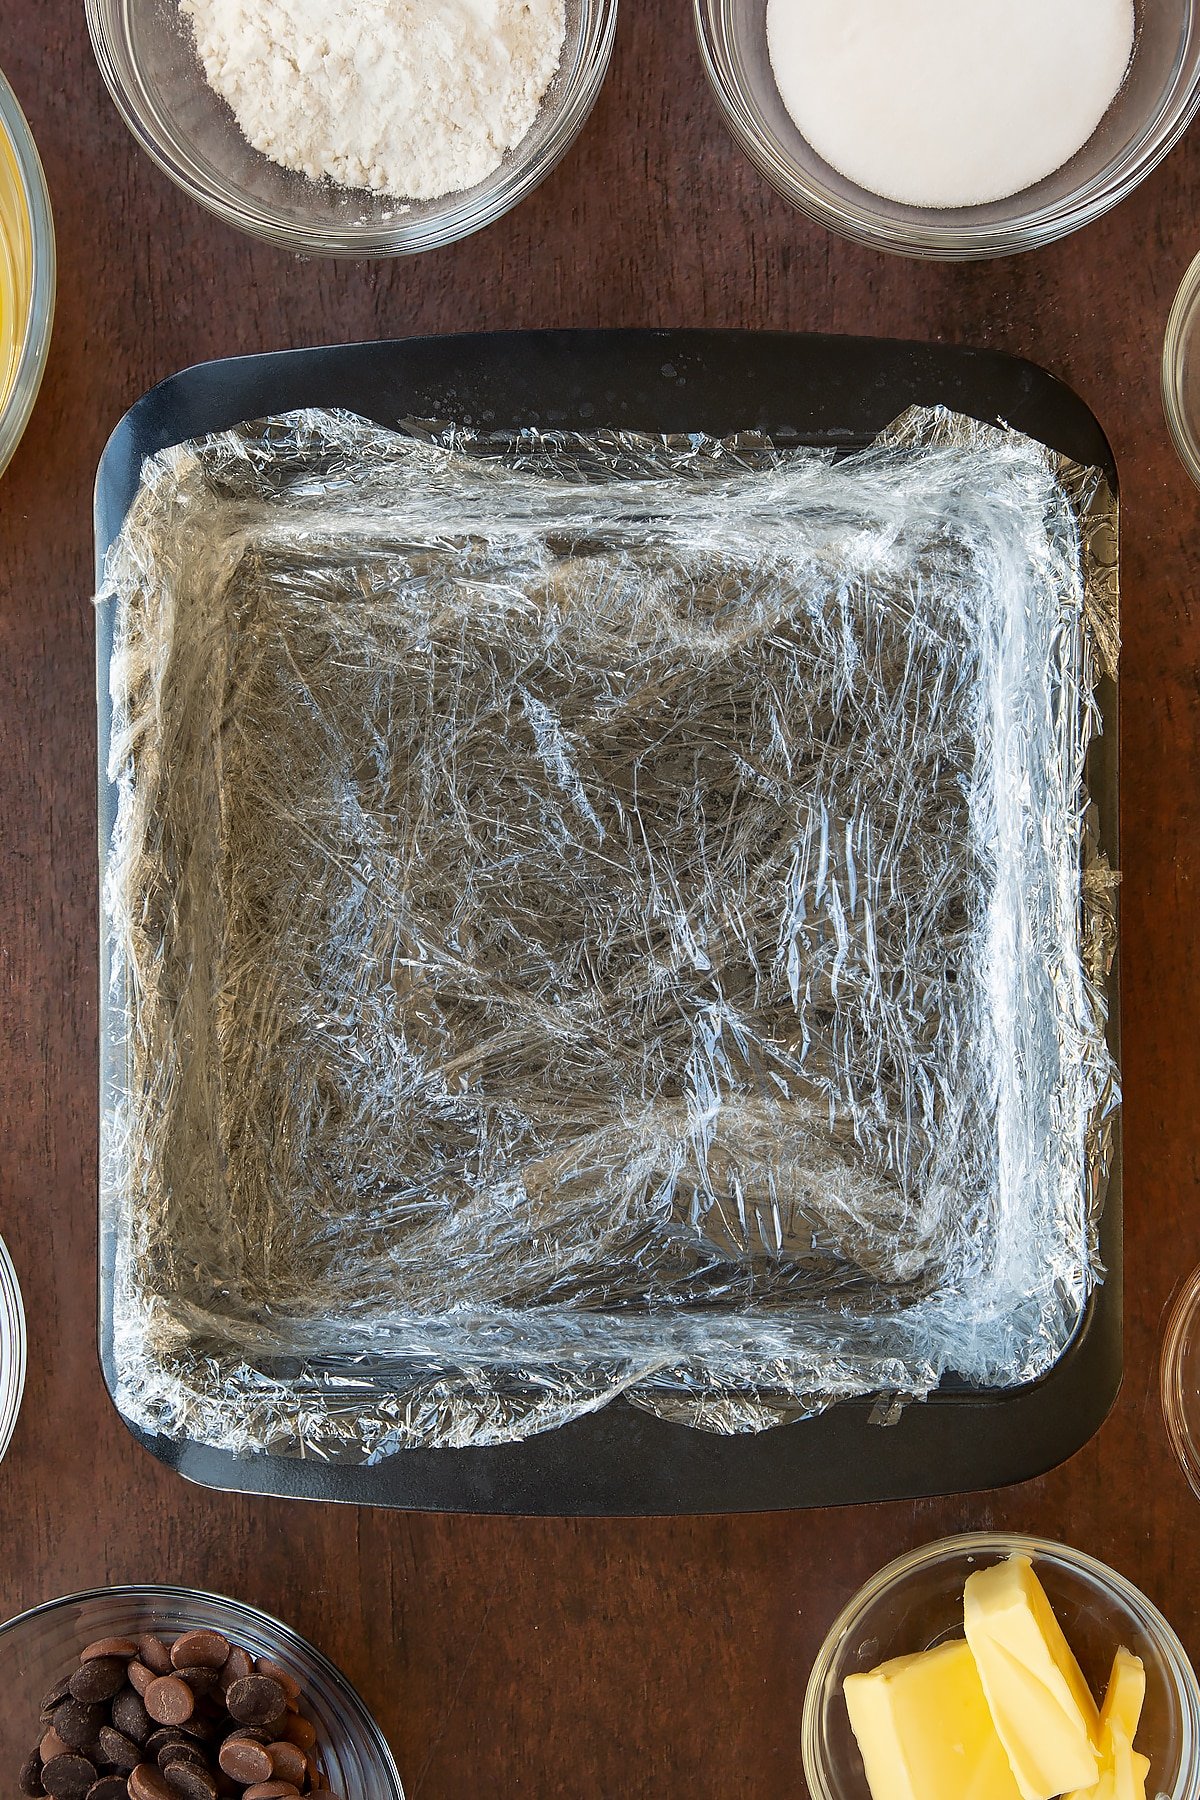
[180,0,567,200]
[766,0,1135,209]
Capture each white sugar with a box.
[766,0,1135,210]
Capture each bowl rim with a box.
[801,1530,1200,1800]
[84,0,618,257]
[1,1583,406,1796]
[0,1233,26,1464]
[1160,1260,1200,1490]
[692,0,1200,260]
[0,63,55,476]
[1162,252,1200,489]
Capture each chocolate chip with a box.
[161,1761,218,1800]
[280,1716,315,1754]
[41,1756,98,1800]
[98,1728,142,1773]
[171,1633,229,1672]
[217,1649,253,1696]
[173,1667,219,1699]
[41,1678,73,1715]
[126,1664,155,1699]
[266,1744,307,1788]
[217,1739,272,1786]
[52,1702,105,1753]
[155,1743,206,1777]
[252,1662,300,1707]
[20,1751,46,1797]
[242,1786,299,1800]
[144,1679,194,1728]
[86,1782,131,1800]
[41,1731,70,1765]
[224,1676,286,1729]
[111,1691,152,1745]
[128,1769,176,1800]
[142,1732,189,1761]
[135,1640,173,1678]
[175,1710,221,1744]
[70,1660,129,1705]
[81,1640,139,1663]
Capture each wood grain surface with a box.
[1,4,1198,1794]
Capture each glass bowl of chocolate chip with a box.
[4,1587,404,1800]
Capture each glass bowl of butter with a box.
[802,1533,1200,1800]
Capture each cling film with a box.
[98,406,1120,1458]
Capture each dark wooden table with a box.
[1,4,1198,1794]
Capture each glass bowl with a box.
[0,1233,26,1462]
[802,1532,1200,1800]
[694,0,1200,259]
[1162,255,1200,488]
[1160,1261,1200,1491]
[1,1586,405,1797]
[85,0,617,256]
[0,65,54,476]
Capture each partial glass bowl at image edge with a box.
[0,1587,405,1798]
[802,1533,1200,1800]
[85,0,617,255]
[694,0,1200,258]
[0,65,54,476]
[0,1234,24,1461]
[1162,253,1200,488]
[1159,1262,1200,1495]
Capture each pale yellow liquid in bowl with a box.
[0,119,32,413]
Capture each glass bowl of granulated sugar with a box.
[86,0,617,254]
[696,0,1200,258]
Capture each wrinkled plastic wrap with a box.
[99,405,1120,1457]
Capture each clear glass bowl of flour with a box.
[695,0,1200,259]
[86,0,618,255]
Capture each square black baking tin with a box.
[95,330,1121,1514]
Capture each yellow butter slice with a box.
[843,1638,1024,1800]
[1101,1648,1147,1743]
[963,1555,1101,1799]
[1065,1649,1149,1800]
